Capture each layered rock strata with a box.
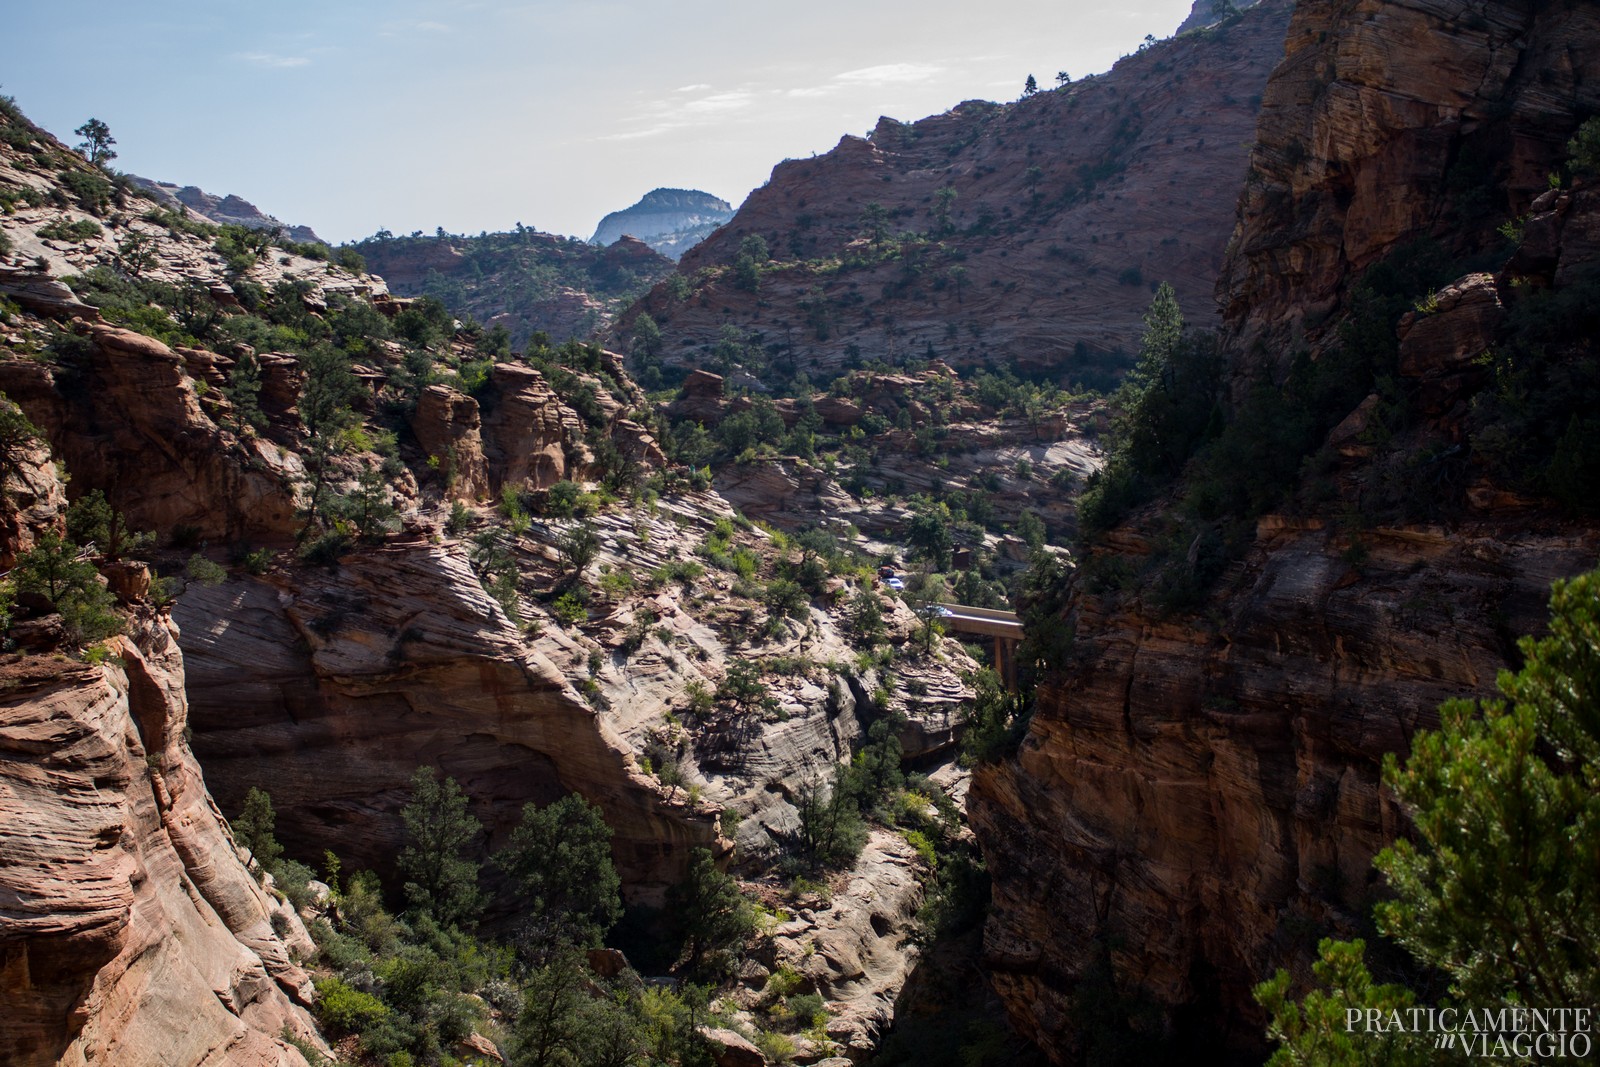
[969,0,1600,1061]
[0,615,325,1067]
[620,0,1294,382]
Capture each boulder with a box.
[698,1027,766,1067]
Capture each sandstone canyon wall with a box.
[969,0,1600,1061]
[0,612,326,1067]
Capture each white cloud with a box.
[785,61,944,100]
[833,62,942,86]
[674,83,712,93]
[682,90,753,115]
[235,52,311,68]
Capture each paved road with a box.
[937,603,1024,640]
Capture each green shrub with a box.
[186,553,227,586]
[275,858,319,911]
[1568,115,1600,176]
[10,531,122,646]
[61,169,111,214]
[37,217,102,242]
[315,976,389,1034]
[552,591,587,625]
[545,479,582,517]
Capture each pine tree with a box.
[232,787,283,876]
[397,768,484,929]
[668,847,755,978]
[73,118,116,165]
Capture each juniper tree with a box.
[498,794,622,949]
[667,847,756,979]
[74,118,116,165]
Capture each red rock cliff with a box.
[968,0,1600,1061]
[0,615,326,1067]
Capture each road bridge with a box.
[937,603,1024,691]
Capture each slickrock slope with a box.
[590,188,735,260]
[172,540,725,903]
[617,0,1293,385]
[969,1,1600,1061]
[0,615,326,1067]
[353,228,674,345]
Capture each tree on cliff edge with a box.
[1257,567,1600,1064]
[74,118,116,166]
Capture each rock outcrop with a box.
[969,1,1600,1061]
[0,615,325,1067]
[0,326,302,543]
[590,188,735,260]
[618,0,1294,385]
[1218,0,1600,366]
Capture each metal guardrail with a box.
[937,602,1022,626]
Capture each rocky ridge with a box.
[615,0,1294,387]
[129,176,323,244]
[968,0,1600,1061]
[352,227,674,347]
[1,102,983,1062]
[0,438,326,1067]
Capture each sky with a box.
[1,0,1199,244]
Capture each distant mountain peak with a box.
[590,188,734,260]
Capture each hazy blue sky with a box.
[2,1,1198,243]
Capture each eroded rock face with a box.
[173,541,724,904]
[412,384,492,503]
[1218,0,1600,371]
[128,177,323,244]
[0,326,300,543]
[971,524,1598,1058]
[0,615,325,1067]
[771,831,927,1058]
[969,2,1600,1061]
[482,363,585,493]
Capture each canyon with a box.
[1,0,1598,1063]
[0,99,977,1064]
